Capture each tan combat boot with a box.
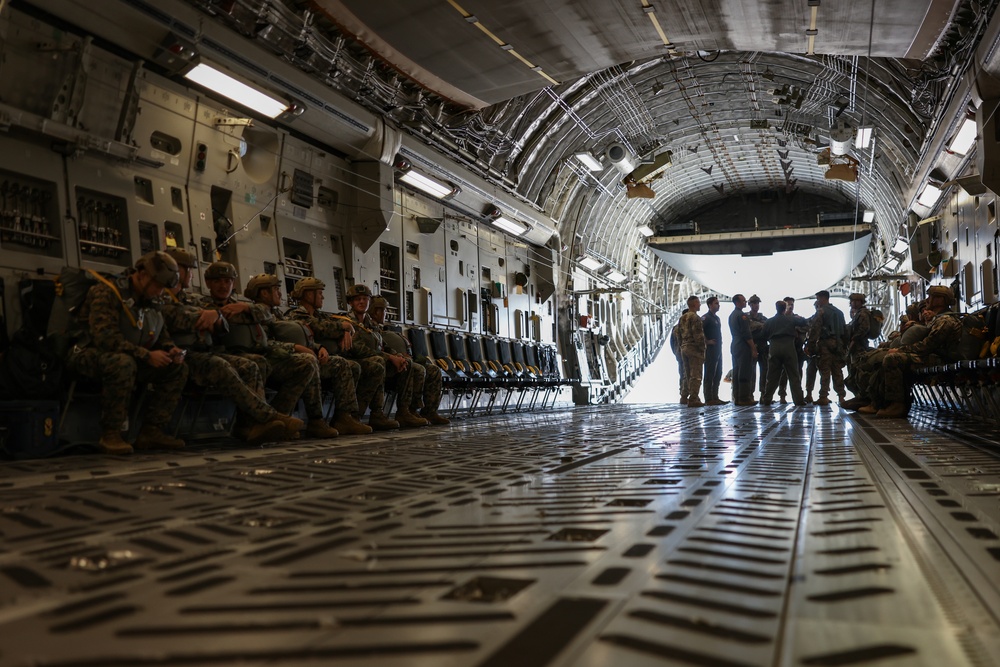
[245,419,289,446]
[272,413,304,439]
[395,406,430,428]
[876,402,909,419]
[134,426,185,451]
[98,430,133,455]
[419,408,451,425]
[368,412,400,431]
[332,412,373,435]
[304,418,339,439]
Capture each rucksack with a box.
[867,308,885,339]
[957,312,989,360]
[669,323,680,356]
[46,267,117,358]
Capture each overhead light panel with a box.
[862,210,875,223]
[606,269,627,283]
[892,238,909,255]
[492,216,528,236]
[399,170,457,199]
[917,183,943,207]
[855,127,873,150]
[184,62,291,119]
[575,152,603,171]
[637,224,655,237]
[579,255,604,271]
[948,117,977,156]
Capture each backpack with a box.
[867,308,884,339]
[46,267,117,358]
[957,312,989,360]
[669,323,680,356]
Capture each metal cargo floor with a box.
[1,404,999,667]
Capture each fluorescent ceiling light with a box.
[399,170,454,199]
[862,210,875,222]
[184,62,289,118]
[948,117,977,156]
[892,238,910,255]
[606,269,627,283]
[855,127,873,149]
[575,152,603,171]
[579,255,603,271]
[917,183,943,207]
[492,216,528,236]
[637,224,655,237]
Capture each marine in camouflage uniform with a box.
[198,263,334,439]
[677,295,706,407]
[842,292,873,408]
[369,296,449,424]
[238,273,341,438]
[343,284,429,429]
[160,250,302,444]
[257,276,373,436]
[747,295,769,394]
[875,286,962,419]
[806,290,847,406]
[285,278,388,431]
[65,251,188,455]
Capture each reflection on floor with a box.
[1,403,999,666]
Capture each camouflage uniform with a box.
[287,307,386,415]
[747,298,768,393]
[807,302,847,402]
[160,289,277,425]
[845,298,872,398]
[881,311,961,404]
[678,308,706,403]
[278,305,363,417]
[344,309,420,413]
[66,271,187,434]
[374,321,444,413]
[199,293,317,417]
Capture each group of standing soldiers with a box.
[674,289,890,410]
[65,250,450,455]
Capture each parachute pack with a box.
[46,266,124,358]
[867,308,885,339]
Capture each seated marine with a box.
[369,296,450,425]
[246,273,371,436]
[160,249,302,444]
[65,251,188,455]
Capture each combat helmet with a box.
[136,251,179,289]
[165,247,197,269]
[370,296,389,309]
[290,277,326,299]
[204,262,238,280]
[927,285,955,303]
[243,274,281,299]
[848,292,866,303]
[345,283,373,300]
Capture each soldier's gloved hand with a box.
[146,349,173,368]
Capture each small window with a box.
[450,239,459,252]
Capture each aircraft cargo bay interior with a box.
[1,0,1000,665]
